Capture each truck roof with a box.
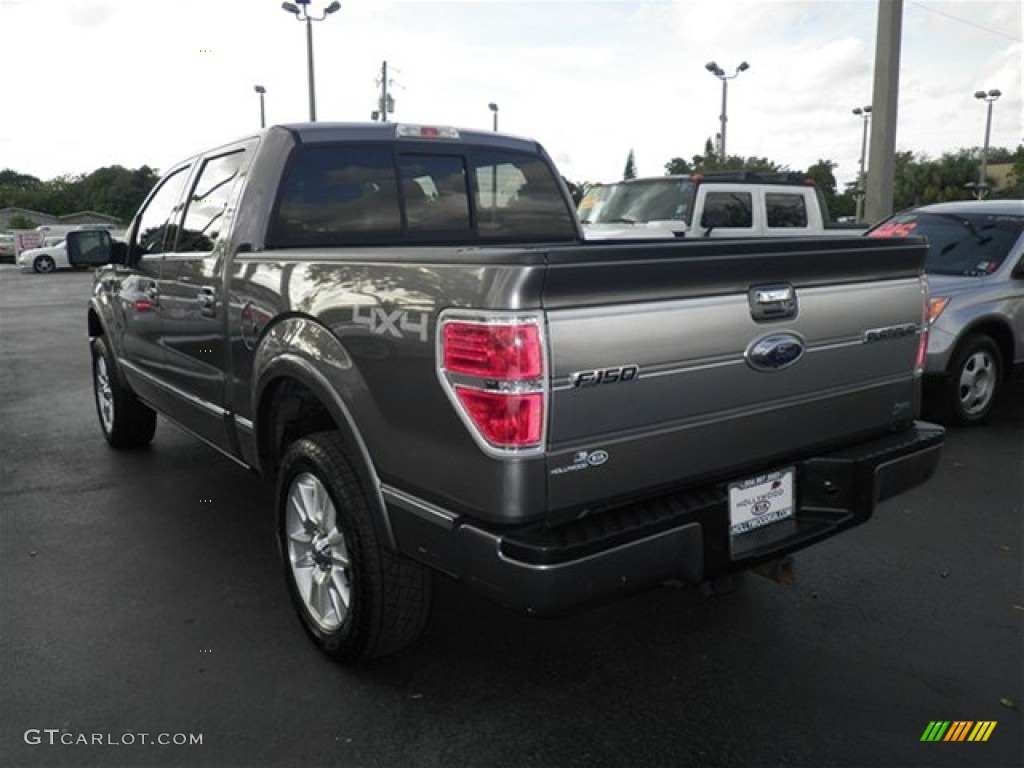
[613,171,815,187]
[276,122,542,154]
[904,199,1024,216]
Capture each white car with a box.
[18,240,71,273]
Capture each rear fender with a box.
[252,315,395,549]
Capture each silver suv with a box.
[868,200,1024,424]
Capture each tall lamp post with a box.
[852,105,872,223]
[488,102,499,131]
[704,60,749,162]
[254,85,267,129]
[973,88,1001,199]
[281,0,341,122]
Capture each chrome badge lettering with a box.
[570,365,639,388]
[863,324,919,343]
[745,333,806,372]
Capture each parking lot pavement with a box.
[1,266,1021,768]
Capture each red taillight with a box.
[454,388,543,446]
[443,322,542,379]
[439,316,546,454]
[916,280,930,376]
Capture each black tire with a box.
[91,336,157,449]
[277,431,432,662]
[33,255,56,274]
[938,334,1003,426]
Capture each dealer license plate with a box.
[728,468,795,536]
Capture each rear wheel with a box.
[939,334,1002,425]
[91,336,157,448]
[33,255,55,274]
[277,431,432,662]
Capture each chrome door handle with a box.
[198,286,217,317]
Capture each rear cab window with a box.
[267,140,577,248]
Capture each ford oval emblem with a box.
[746,333,806,372]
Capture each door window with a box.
[175,150,248,252]
[134,166,192,256]
[766,193,809,228]
[702,191,753,228]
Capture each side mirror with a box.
[66,229,115,267]
[1012,256,1024,279]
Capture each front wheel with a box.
[277,431,432,662]
[939,334,1003,425]
[91,336,157,448]
[33,255,56,274]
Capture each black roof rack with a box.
[696,171,812,186]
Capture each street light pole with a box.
[281,1,341,122]
[973,88,1001,199]
[852,105,872,223]
[254,85,267,129]
[704,60,749,162]
[488,102,499,131]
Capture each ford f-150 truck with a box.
[579,172,866,240]
[78,122,944,662]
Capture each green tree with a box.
[623,149,637,180]
[1002,144,1024,197]
[7,214,38,229]
[664,157,692,175]
[803,159,855,220]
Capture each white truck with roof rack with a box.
[579,171,866,240]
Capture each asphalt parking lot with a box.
[1,266,1021,768]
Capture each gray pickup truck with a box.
[77,123,944,662]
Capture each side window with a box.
[472,152,576,240]
[398,154,471,234]
[701,191,752,228]
[175,150,248,252]
[135,166,191,255]
[766,193,808,228]
[269,146,401,246]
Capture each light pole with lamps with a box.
[254,85,267,129]
[281,0,341,122]
[488,102,499,131]
[973,88,1001,199]
[704,60,749,162]
[852,105,872,223]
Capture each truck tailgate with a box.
[542,237,928,514]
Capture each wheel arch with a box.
[253,345,396,551]
[953,318,1014,380]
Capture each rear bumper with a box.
[387,422,944,616]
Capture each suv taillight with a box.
[438,314,547,454]
[916,278,930,377]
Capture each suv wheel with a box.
[277,431,432,662]
[941,334,1002,425]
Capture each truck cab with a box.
[580,172,864,240]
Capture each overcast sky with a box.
[0,0,1020,188]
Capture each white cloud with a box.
[0,0,1019,191]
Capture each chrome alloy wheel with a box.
[958,348,997,417]
[94,355,115,433]
[285,472,352,632]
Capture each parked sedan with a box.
[868,199,1024,424]
[17,240,72,274]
